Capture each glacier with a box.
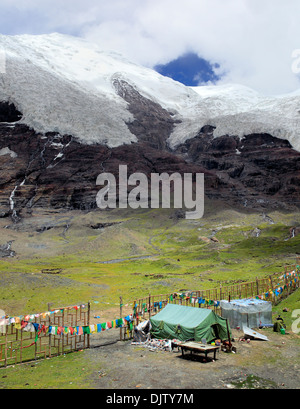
[0,33,299,152]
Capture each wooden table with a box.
[178,341,220,361]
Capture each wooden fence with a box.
[0,303,90,368]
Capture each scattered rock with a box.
[0,241,15,258]
[251,228,261,238]
[41,268,62,275]
[91,222,121,229]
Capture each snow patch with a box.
[0,147,17,158]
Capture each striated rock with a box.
[0,120,217,219]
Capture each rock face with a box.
[175,128,300,208]
[112,78,178,150]
[0,121,215,217]
[0,84,300,221]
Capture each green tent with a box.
[150,304,231,343]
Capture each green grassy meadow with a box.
[0,199,299,315]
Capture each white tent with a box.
[220,298,272,329]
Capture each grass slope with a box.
[0,199,299,315]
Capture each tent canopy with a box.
[220,298,272,329]
[150,304,231,343]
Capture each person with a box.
[273,315,286,332]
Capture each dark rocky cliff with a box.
[1,82,299,221]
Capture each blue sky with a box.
[155,53,221,86]
[0,0,299,94]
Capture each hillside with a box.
[0,203,299,315]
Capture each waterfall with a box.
[9,186,18,211]
[9,178,26,221]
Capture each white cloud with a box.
[0,0,300,94]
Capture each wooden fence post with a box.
[119,296,123,341]
[4,327,7,368]
[47,302,52,357]
[87,302,90,349]
[269,275,275,304]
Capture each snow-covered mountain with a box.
[0,33,299,152]
[0,33,300,217]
